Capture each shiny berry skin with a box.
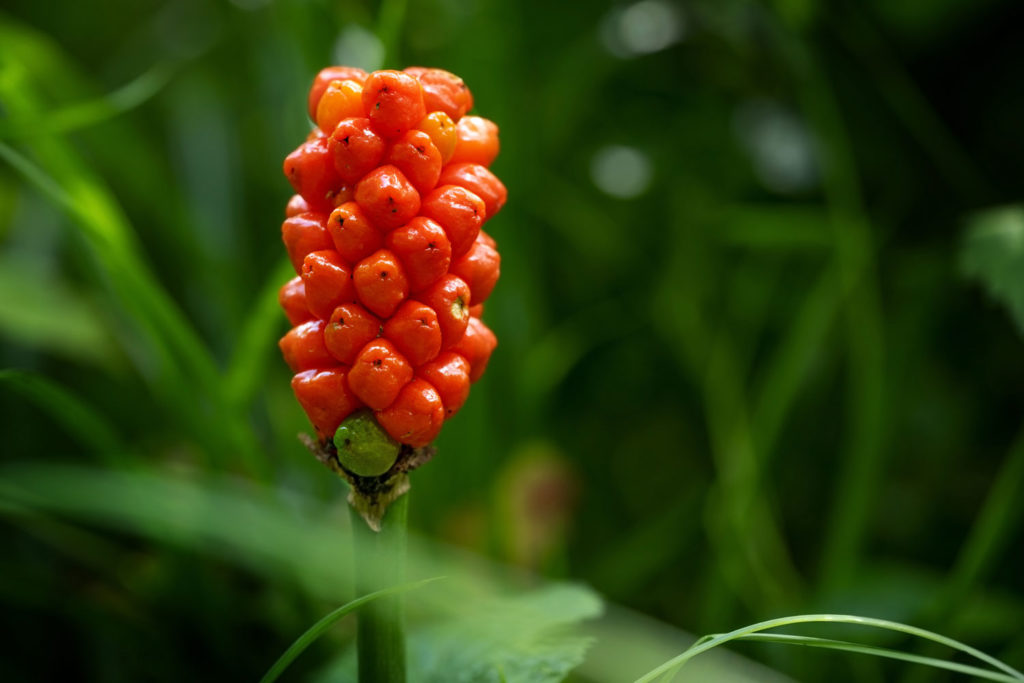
[451,239,500,304]
[355,165,421,230]
[375,378,445,447]
[282,212,334,273]
[386,129,443,194]
[418,274,470,349]
[292,368,362,439]
[308,66,368,120]
[403,67,473,121]
[419,185,485,259]
[353,249,410,318]
[316,79,364,134]
[328,201,383,264]
[452,316,497,382]
[329,118,386,185]
[279,276,312,326]
[301,250,356,320]
[347,339,414,410]
[385,216,452,293]
[416,111,457,164]
[280,319,336,372]
[383,300,442,367]
[362,70,426,139]
[324,303,381,365]
[417,351,471,417]
[284,134,343,212]
[449,116,500,167]
[438,163,506,220]
[286,194,310,217]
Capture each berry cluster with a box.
[279,66,502,449]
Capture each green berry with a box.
[334,409,401,477]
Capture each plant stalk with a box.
[350,490,409,683]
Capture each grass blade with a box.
[259,577,443,683]
[633,614,1024,683]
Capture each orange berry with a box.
[375,378,445,447]
[451,239,500,304]
[279,319,336,372]
[362,70,426,139]
[328,201,384,264]
[419,185,485,259]
[282,211,333,273]
[353,249,410,318]
[468,303,485,318]
[452,316,497,382]
[329,117,386,185]
[438,163,506,220]
[418,274,470,349]
[354,165,421,230]
[286,194,309,217]
[449,116,500,166]
[291,368,362,440]
[308,66,368,120]
[383,300,442,367]
[417,352,471,417]
[283,134,342,212]
[403,67,473,121]
[347,339,414,410]
[315,79,364,133]
[301,250,357,320]
[416,111,458,164]
[386,129,442,194]
[324,303,381,365]
[385,216,452,293]
[279,276,312,326]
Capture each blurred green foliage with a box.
[2,0,1024,680]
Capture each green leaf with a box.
[0,371,125,463]
[260,577,443,683]
[408,584,603,683]
[961,205,1024,336]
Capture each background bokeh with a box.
[2,0,1024,680]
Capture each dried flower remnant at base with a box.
[279,66,503,508]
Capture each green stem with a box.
[350,491,409,683]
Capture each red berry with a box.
[355,165,421,230]
[418,274,470,349]
[450,239,500,304]
[383,300,442,367]
[347,339,414,410]
[385,216,452,292]
[353,249,410,318]
[292,368,362,439]
[308,66,368,120]
[283,134,342,212]
[403,67,473,121]
[477,229,497,249]
[385,129,442,194]
[329,117,386,185]
[438,163,506,220]
[417,352,471,417]
[362,70,426,139]
[449,116,500,167]
[375,378,445,447]
[282,211,334,273]
[452,316,497,382]
[279,319,336,372]
[324,303,381,365]
[286,194,309,217]
[301,250,356,320]
[328,201,383,263]
[468,303,485,318]
[419,185,485,259]
[279,276,312,325]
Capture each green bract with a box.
[334,409,401,477]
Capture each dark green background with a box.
[2,0,1023,680]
